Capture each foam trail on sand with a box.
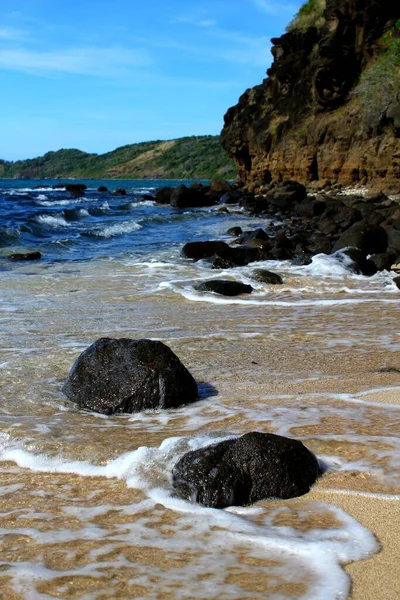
[0,432,379,600]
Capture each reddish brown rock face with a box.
[221,0,400,191]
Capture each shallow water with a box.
[0,181,399,599]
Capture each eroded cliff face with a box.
[221,0,400,191]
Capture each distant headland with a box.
[0,135,236,181]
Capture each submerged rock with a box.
[196,280,253,296]
[8,251,42,261]
[250,269,283,284]
[172,432,321,508]
[62,338,198,415]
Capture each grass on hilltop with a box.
[0,136,237,180]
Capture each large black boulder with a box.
[155,187,173,204]
[211,246,266,269]
[62,338,198,415]
[332,222,388,254]
[265,180,307,211]
[196,280,253,296]
[65,183,87,195]
[170,184,217,208]
[181,241,231,260]
[172,432,321,508]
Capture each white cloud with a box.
[198,19,218,28]
[0,26,32,42]
[171,13,217,28]
[0,47,151,77]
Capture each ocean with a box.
[0,179,399,599]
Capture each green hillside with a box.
[0,136,237,180]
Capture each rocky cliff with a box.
[221,0,400,191]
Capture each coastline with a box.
[0,248,399,597]
[311,489,400,600]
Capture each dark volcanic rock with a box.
[196,280,253,296]
[172,432,321,508]
[8,251,42,261]
[210,179,232,193]
[250,269,283,284]
[266,181,307,211]
[64,208,86,221]
[97,186,108,192]
[155,187,173,204]
[227,226,243,236]
[393,275,400,290]
[383,226,400,254]
[170,184,217,208]
[239,227,270,243]
[114,188,127,196]
[335,247,378,276]
[309,232,333,255]
[211,246,264,269]
[370,252,396,271]
[182,241,230,260]
[332,222,388,255]
[62,338,198,415]
[65,184,87,195]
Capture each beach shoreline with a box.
[0,180,399,598]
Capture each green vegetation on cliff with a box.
[287,0,326,32]
[356,20,400,127]
[0,136,237,180]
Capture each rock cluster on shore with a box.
[173,179,400,294]
[154,180,234,208]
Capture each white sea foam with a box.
[159,280,398,306]
[0,432,379,600]
[36,199,75,206]
[90,220,142,238]
[7,187,65,194]
[34,215,70,228]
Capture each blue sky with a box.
[0,0,304,160]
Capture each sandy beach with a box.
[0,239,399,598]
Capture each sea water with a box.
[0,180,399,599]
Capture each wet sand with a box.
[311,488,400,600]
[0,258,399,598]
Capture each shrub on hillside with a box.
[355,21,400,130]
[287,0,326,33]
